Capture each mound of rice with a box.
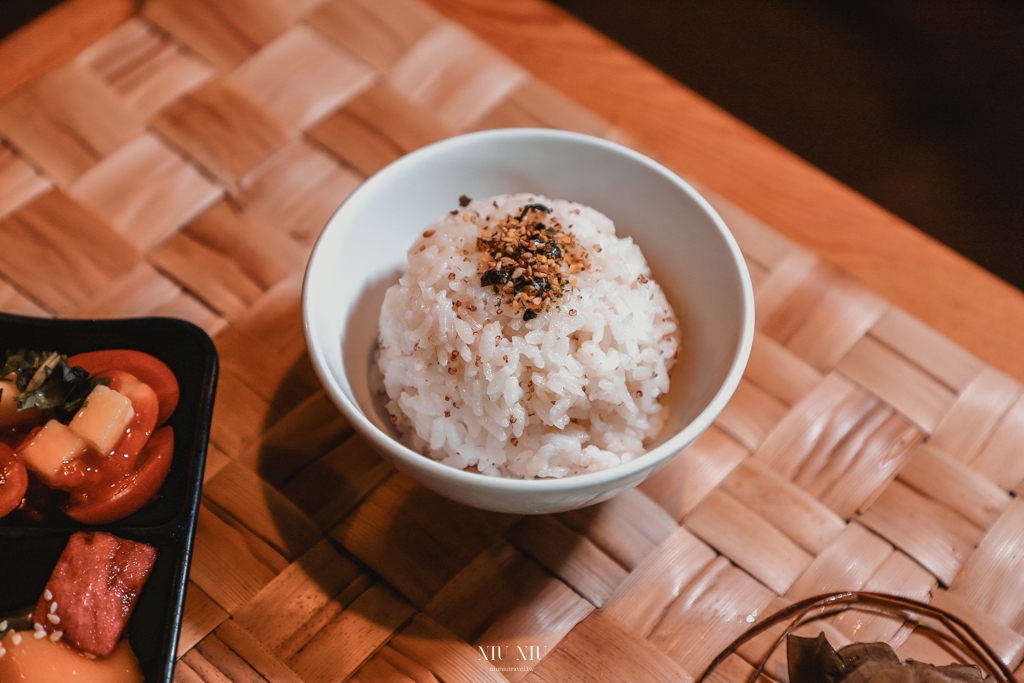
[377,193,679,478]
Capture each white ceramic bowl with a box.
[303,128,754,514]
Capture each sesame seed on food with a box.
[475,202,589,321]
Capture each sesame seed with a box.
[0,620,6,631]
[49,631,62,642]
[43,589,52,601]
[0,646,5,658]
[12,634,21,645]
[33,630,45,640]
[475,203,588,319]
[422,229,435,237]
[47,613,60,625]
[50,602,57,614]
[33,623,43,632]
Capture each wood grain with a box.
[419,0,1024,382]
[7,0,1024,379]
[6,2,1024,681]
[0,0,136,100]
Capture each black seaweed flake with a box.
[516,203,552,221]
[1,349,109,422]
[481,269,510,287]
[476,203,589,320]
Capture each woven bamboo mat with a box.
[2,0,1024,681]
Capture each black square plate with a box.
[0,312,218,682]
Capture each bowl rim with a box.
[303,127,755,492]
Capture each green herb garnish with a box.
[2,349,110,422]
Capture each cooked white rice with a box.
[377,193,679,478]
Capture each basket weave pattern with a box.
[1,1,1024,681]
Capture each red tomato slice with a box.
[104,370,159,462]
[69,350,179,427]
[50,370,161,494]
[65,426,174,525]
[0,443,29,518]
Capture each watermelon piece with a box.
[32,532,157,657]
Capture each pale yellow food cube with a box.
[18,420,87,486]
[69,385,135,455]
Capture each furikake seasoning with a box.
[476,203,590,320]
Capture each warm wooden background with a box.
[4,0,1021,381]
[550,0,1024,298]
[3,2,1024,683]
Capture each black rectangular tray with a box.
[0,312,218,682]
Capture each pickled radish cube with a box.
[69,385,134,455]
[18,420,86,486]
[33,532,157,658]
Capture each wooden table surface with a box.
[5,3,1024,682]
[3,0,1021,381]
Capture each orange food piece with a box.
[0,629,143,682]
